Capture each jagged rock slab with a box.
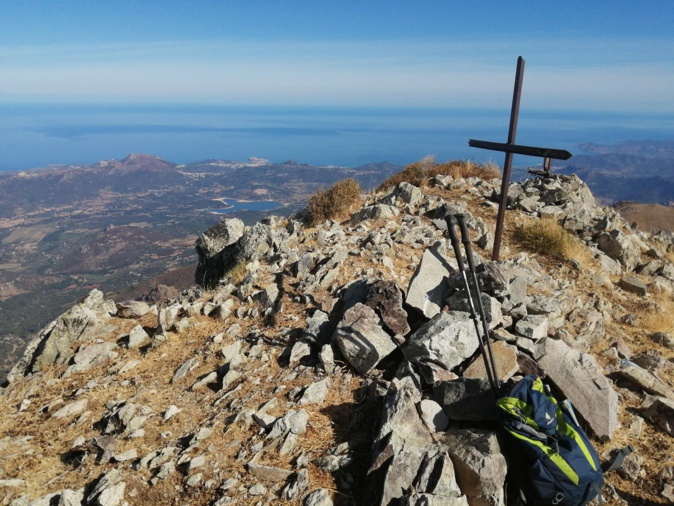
[403,312,479,372]
[406,248,456,318]
[7,289,116,380]
[441,429,507,506]
[446,291,503,330]
[534,338,618,440]
[619,361,674,400]
[641,395,674,436]
[433,378,499,422]
[332,303,396,375]
[597,229,642,271]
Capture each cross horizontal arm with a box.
[469,139,572,160]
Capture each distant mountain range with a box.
[555,139,674,205]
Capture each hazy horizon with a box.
[2,102,673,172]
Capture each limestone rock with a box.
[52,398,88,419]
[514,314,549,341]
[597,229,641,271]
[535,338,618,440]
[8,289,116,380]
[641,395,674,436]
[196,222,271,287]
[418,399,449,432]
[620,361,674,400]
[332,303,396,375]
[433,378,499,422]
[442,429,506,506]
[115,300,151,318]
[618,276,648,296]
[406,248,456,318]
[403,312,479,372]
[299,378,330,405]
[304,489,333,506]
[446,291,503,330]
[463,340,518,382]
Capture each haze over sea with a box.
[3,103,674,172]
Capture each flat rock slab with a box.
[332,303,396,375]
[463,340,518,382]
[535,338,618,440]
[618,276,648,296]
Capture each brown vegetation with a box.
[377,156,500,192]
[305,178,361,226]
[514,217,580,260]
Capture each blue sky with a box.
[2,1,674,112]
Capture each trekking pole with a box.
[455,214,500,394]
[445,214,499,397]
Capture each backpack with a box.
[497,375,604,506]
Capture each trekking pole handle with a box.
[445,215,466,272]
[455,214,478,273]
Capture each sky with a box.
[2,1,674,112]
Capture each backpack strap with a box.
[603,445,635,473]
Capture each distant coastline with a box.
[3,102,674,172]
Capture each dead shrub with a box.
[514,217,578,260]
[305,178,361,226]
[428,159,500,180]
[377,156,500,192]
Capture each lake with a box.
[1,103,673,171]
[206,200,283,214]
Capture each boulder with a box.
[534,338,618,440]
[596,229,641,271]
[403,312,479,372]
[196,222,271,288]
[370,376,467,505]
[514,315,549,341]
[618,276,648,296]
[7,289,116,380]
[332,303,397,375]
[115,300,151,318]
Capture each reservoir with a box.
[206,200,283,214]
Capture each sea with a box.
[1,103,674,172]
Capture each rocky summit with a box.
[1,170,674,506]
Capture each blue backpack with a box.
[497,375,604,506]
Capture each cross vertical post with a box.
[492,56,525,261]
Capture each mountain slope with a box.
[1,169,673,505]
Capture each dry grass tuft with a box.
[427,159,500,181]
[514,217,580,260]
[642,292,674,335]
[305,178,361,226]
[226,261,249,285]
[377,156,500,192]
